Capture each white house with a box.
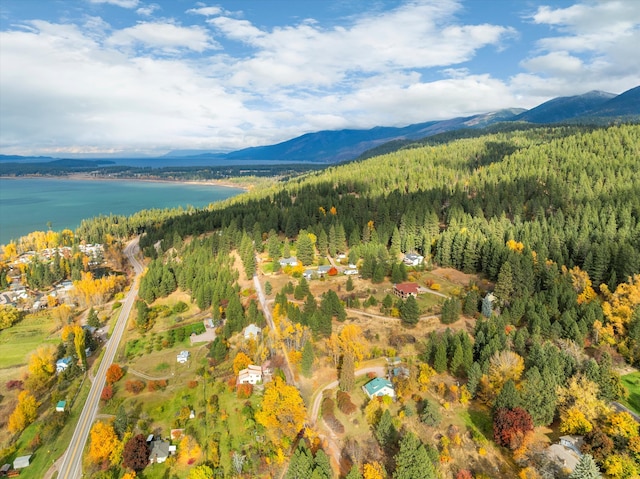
[279,257,298,267]
[403,253,424,266]
[302,270,315,280]
[547,435,584,472]
[363,377,395,399]
[176,350,190,364]
[344,269,359,276]
[238,365,263,385]
[244,323,262,340]
[13,455,31,470]
[56,357,72,373]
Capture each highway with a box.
[57,238,143,478]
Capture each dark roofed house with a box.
[149,439,171,464]
[393,282,420,299]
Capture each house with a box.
[149,439,172,464]
[363,377,396,399]
[244,323,262,340]
[279,257,298,267]
[393,282,420,299]
[390,366,410,379]
[56,357,73,373]
[56,400,67,412]
[0,464,10,476]
[238,365,263,385]
[547,435,583,472]
[403,253,424,266]
[344,269,359,276]
[302,270,315,280]
[176,350,190,364]
[13,455,31,470]
[316,265,332,277]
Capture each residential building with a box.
[238,365,263,385]
[279,257,298,267]
[176,350,190,364]
[13,456,31,470]
[403,253,424,266]
[56,401,67,412]
[363,377,396,399]
[244,323,262,340]
[149,439,172,464]
[56,357,72,373]
[393,282,420,299]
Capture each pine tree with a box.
[420,399,441,427]
[375,409,396,448]
[313,449,332,479]
[301,341,314,378]
[87,307,100,327]
[494,262,514,307]
[494,379,520,411]
[286,443,314,479]
[392,431,436,479]
[568,453,601,479]
[296,230,315,266]
[400,295,420,325]
[434,340,447,373]
[345,464,363,479]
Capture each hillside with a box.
[4,124,640,479]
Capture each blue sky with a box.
[0,0,639,157]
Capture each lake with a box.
[0,177,244,245]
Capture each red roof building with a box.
[393,282,420,299]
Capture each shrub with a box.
[188,380,199,389]
[101,384,114,401]
[125,380,145,394]
[337,391,357,415]
[5,380,23,390]
[237,384,253,399]
[321,397,344,434]
[148,380,168,392]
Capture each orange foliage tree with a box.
[106,363,124,384]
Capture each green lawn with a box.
[0,311,60,368]
[14,378,92,479]
[621,372,640,415]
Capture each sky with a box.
[0,0,639,157]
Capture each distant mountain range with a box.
[2,85,638,166]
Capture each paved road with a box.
[57,238,143,479]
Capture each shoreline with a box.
[0,173,250,191]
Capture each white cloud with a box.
[515,1,640,95]
[107,22,218,52]
[187,6,223,17]
[209,1,514,91]
[136,4,160,17]
[88,0,139,8]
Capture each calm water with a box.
[0,178,244,245]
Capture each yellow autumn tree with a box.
[606,411,639,439]
[8,390,39,434]
[565,265,597,304]
[178,435,202,465]
[255,377,306,447]
[601,274,640,335]
[339,324,367,364]
[487,350,524,393]
[363,461,386,479]
[557,374,610,424]
[27,344,57,391]
[560,406,593,435]
[88,421,119,464]
[417,363,436,392]
[71,271,125,307]
[233,351,252,376]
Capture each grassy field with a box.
[0,311,60,368]
[621,372,640,415]
[13,378,91,479]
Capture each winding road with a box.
[56,238,143,479]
